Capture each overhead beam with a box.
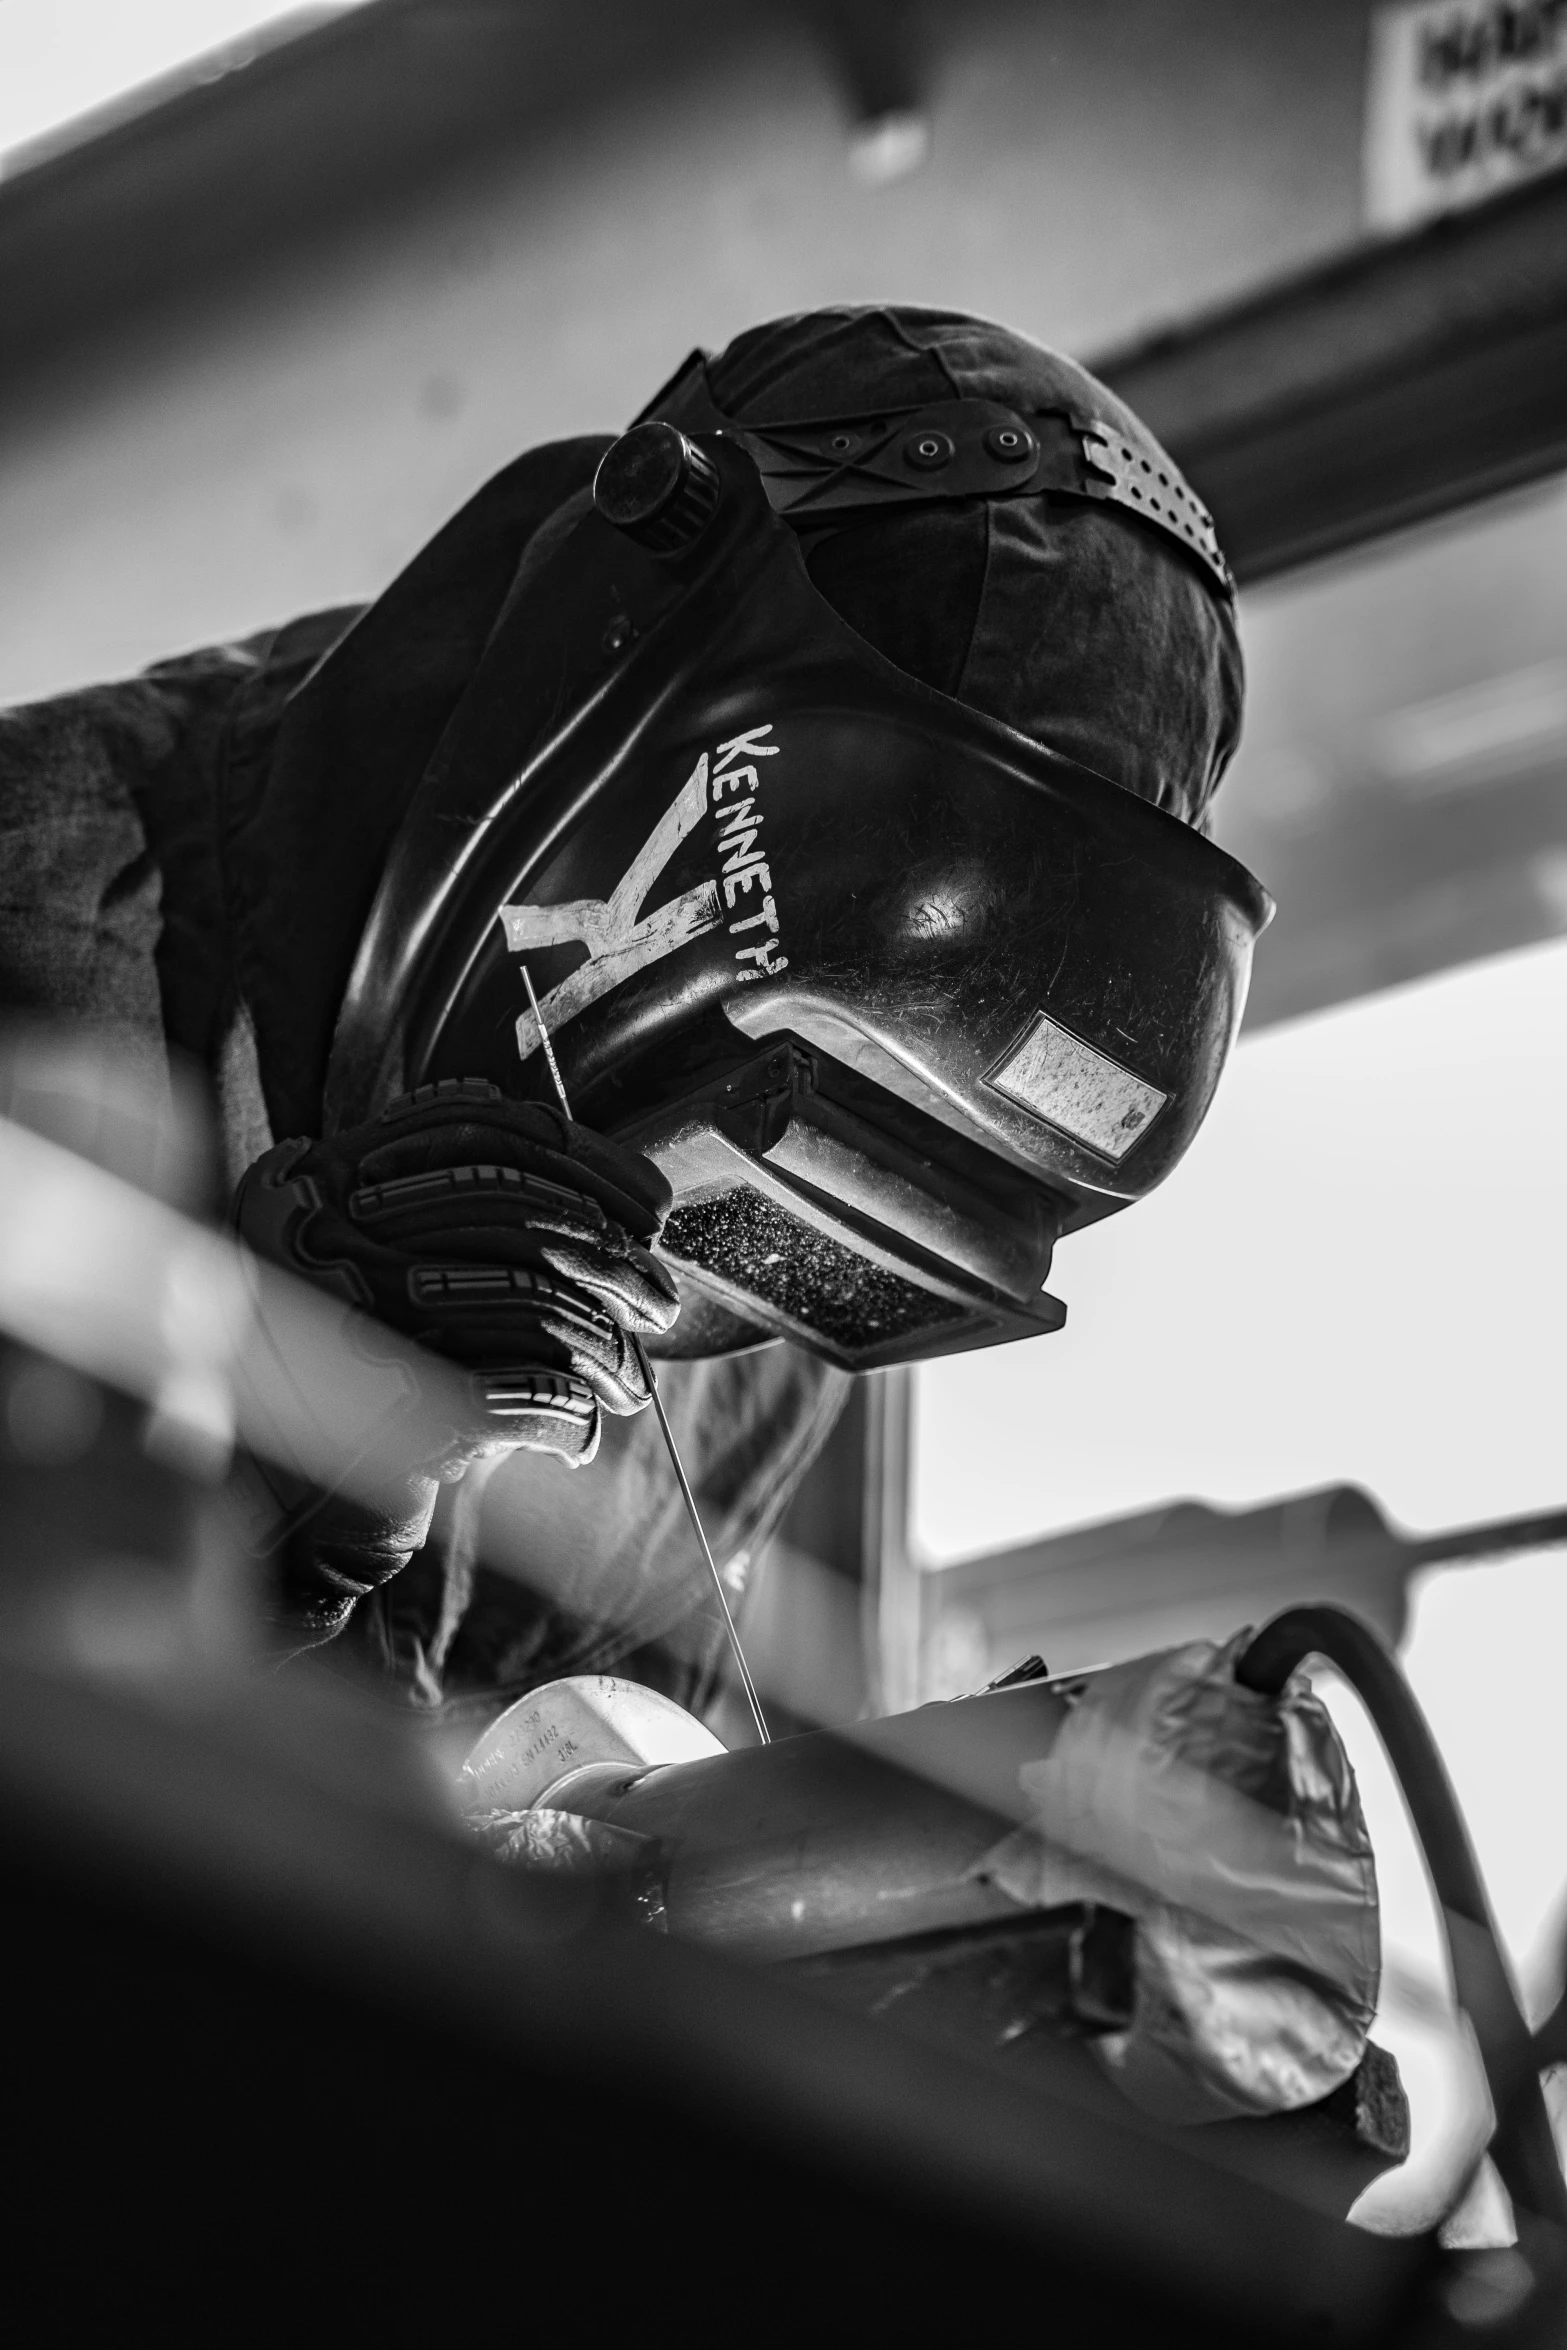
[1093,168,1567,584]
[0,0,732,390]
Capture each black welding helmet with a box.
[327,310,1269,1371]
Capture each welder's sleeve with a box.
[0,616,362,1186]
[360,1338,852,1718]
[0,648,254,1076]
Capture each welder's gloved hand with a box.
[237,1076,678,1463]
[233,1078,678,1640]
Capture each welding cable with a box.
[1236,1605,1567,2231]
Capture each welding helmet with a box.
[327,317,1269,1371]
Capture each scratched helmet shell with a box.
[326,401,1269,1372]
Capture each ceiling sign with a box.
[1364,0,1567,230]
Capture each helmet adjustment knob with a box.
[594,422,721,556]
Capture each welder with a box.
[0,305,1246,1722]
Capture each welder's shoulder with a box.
[0,610,360,823]
[0,610,362,1030]
[141,605,368,766]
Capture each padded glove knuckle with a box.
[469,1366,600,1464]
[233,1083,679,1471]
[233,1136,372,1307]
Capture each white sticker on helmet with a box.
[985,1012,1167,1161]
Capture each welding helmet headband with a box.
[326,428,1270,1372]
[650,318,1243,831]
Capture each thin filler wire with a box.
[520,963,771,1744]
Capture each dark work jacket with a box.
[0,437,847,1725]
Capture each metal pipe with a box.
[561,1680,1073,1960]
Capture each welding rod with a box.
[520,964,771,1745]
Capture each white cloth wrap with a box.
[978,1633,1379,2123]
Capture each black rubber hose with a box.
[1236,1604,1567,2230]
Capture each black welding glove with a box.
[232,1076,678,1640]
